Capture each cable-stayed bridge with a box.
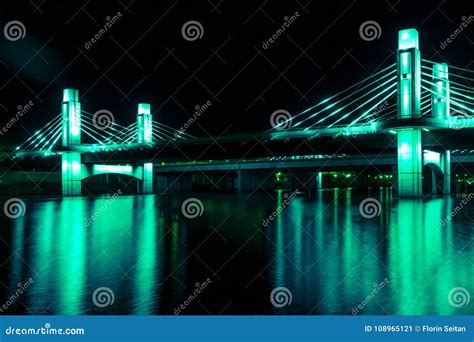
[9,28,474,197]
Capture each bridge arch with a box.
[78,163,153,194]
[422,163,445,195]
[82,164,144,181]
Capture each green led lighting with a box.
[137,103,153,143]
[138,103,151,115]
[398,28,419,50]
[397,129,422,197]
[292,69,396,128]
[273,63,397,129]
[62,88,81,146]
[345,88,397,130]
[142,162,153,193]
[397,29,421,119]
[307,76,396,129]
[423,150,440,165]
[93,164,133,174]
[422,85,473,113]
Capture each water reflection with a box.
[1,189,472,315]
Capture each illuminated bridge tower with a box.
[136,103,154,193]
[396,29,423,197]
[60,91,155,196]
[394,29,451,197]
[427,63,451,194]
[61,89,82,196]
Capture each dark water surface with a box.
[0,189,472,315]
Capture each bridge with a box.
[9,28,474,197]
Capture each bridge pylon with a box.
[430,63,451,194]
[396,29,423,197]
[136,103,154,193]
[60,90,155,196]
[61,89,82,196]
[394,29,452,197]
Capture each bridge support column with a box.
[442,150,451,194]
[431,63,450,118]
[235,171,242,192]
[316,172,323,190]
[432,63,451,195]
[142,162,153,193]
[396,29,422,197]
[397,129,422,197]
[137,103,154,194]
[62,152,82,195]
[61,89,82,196]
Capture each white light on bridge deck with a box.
[93,165,133,174]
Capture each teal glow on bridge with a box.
[11,28,474,197]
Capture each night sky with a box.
[0,0,472,144]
